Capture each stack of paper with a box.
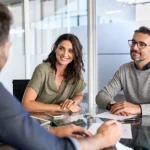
[94,112,136,121]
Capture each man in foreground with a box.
[96,26,150,116]
[0,3,121,150]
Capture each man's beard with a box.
[131,57,145,62]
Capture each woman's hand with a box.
[68,104,81,112]
[60,99,75,109]
[60,99,81,112]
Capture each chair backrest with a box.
[12,79,30,103]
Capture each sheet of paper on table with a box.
[116,142,133,150]
[94,111,136,121]
[88,122,133,150]
[88,122,132,139]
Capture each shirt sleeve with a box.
[140,104,150,115]
[0,83,79,150]
[67,137,81,150]
[74,74,86,94]
[96,69,122,109]
[27,64,43,94]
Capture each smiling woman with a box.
[22,33,86,113]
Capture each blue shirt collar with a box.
[134,62,150,71]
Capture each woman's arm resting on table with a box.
[22,87,62,112]
[60,92,83,112]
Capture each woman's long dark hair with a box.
[43,33,85,83]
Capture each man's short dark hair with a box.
[135,26,150,36]
[0,3,12,45]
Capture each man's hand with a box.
[110,101,141,115]
[49,124,92,138]
[96,120,121,148]
[60,99,81,112]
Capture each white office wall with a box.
[0,3,25,93]
[136,3,150,27]
[136,3,150,22]
[0,55,25,93]
[96,0,135,21]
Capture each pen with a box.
[45,112,53,117]
[119,118,142,123]
[124,118,138,121]
[124,117,142,121]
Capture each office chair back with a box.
[12,79,30,103]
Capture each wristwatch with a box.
[106,102,115,110]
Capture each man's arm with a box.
[49,124,92,138]
[50,120,121,150]
[0,83,121,150]
[96,73,142,115]
[96,71,122,109]
[110,101,141,116]
[113,103,150,116]
[78,120,121,150]
[0,83,78,150]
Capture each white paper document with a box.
[88,123,132,139]
[88,122,103,135]
[116,142,133,150]
[88,123,133,150]
[94,112,136,120]
[121,124,132,139]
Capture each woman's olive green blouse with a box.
[28,62,86,104]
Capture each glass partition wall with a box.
[0,0,91,112]
[0,0,25,92]
[2,0,150,113]
[28,0,89,111]
[96,0,150,101]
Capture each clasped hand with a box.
[110,101,141,116]
[60,99,81,112]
